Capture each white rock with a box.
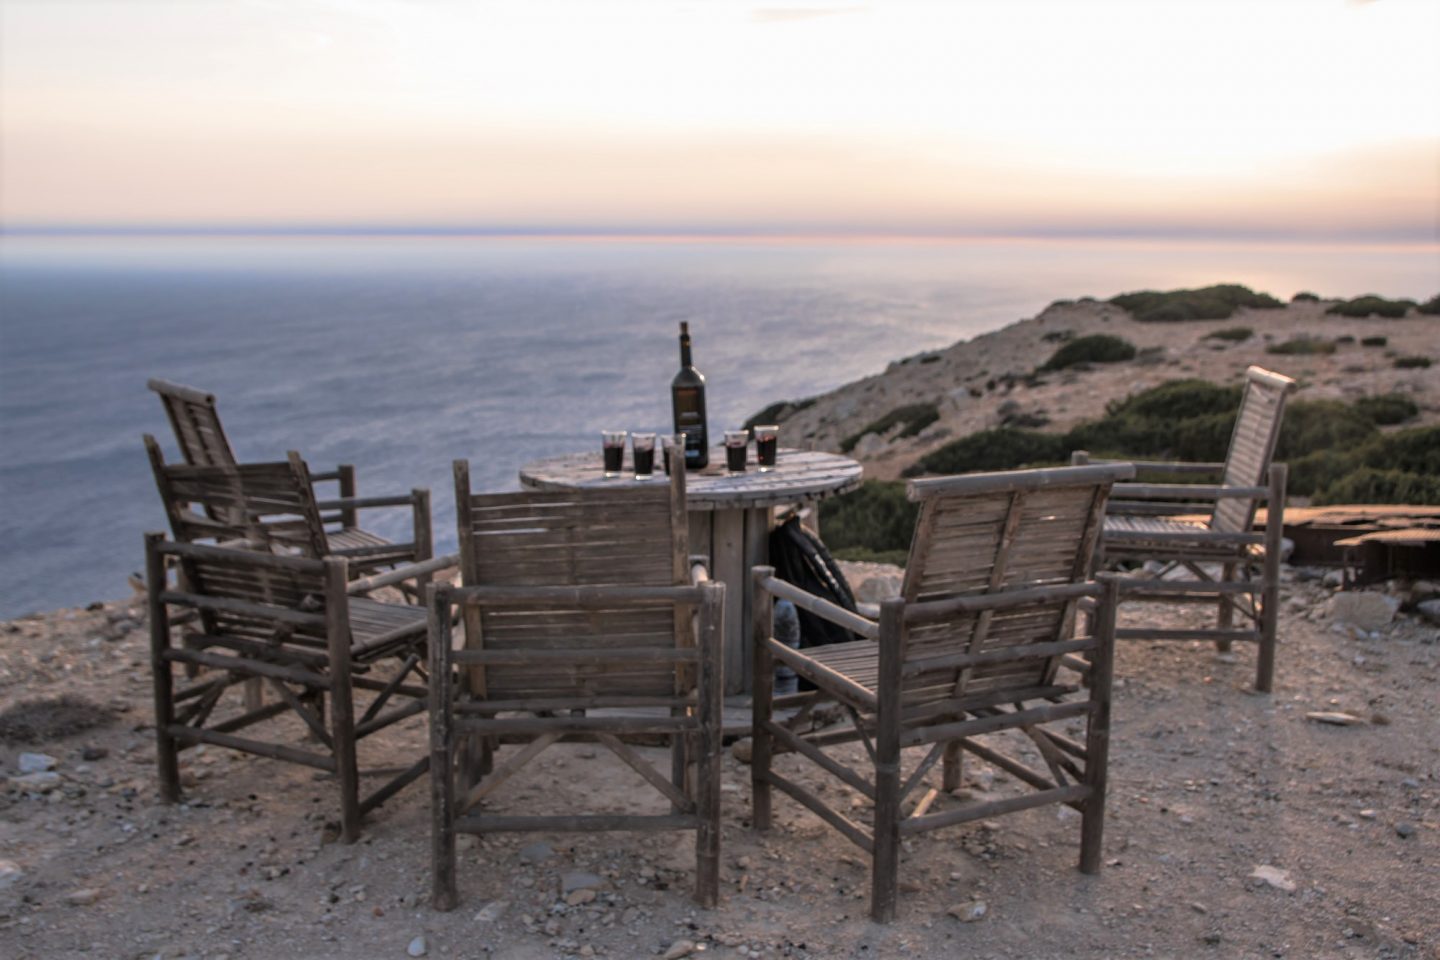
[0,859,22,890]
[663,940,697,960]
[17,753,57,774]
[406,935,428,957]
[1249,865,1296,893]
[9,771,62,792]
[853,568,903,604]
[1328,592,1399,632]
[1416,599,1440,626]
[474,900,509,923]
[948,899,989,922]
[65,888,101,906]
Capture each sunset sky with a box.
[2,0,1437,240]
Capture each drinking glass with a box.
[754,424,779,471]
[660,435,676,476]
[724,430,749,474]
[601,430,627,477]
[632,432,656,480]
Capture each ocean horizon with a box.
[2,233,1437,618]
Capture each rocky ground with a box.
[2,566,1437,960]
[768,299,1439,481]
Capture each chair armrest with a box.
[854,600,880,619]
[315,494,420,511]
[346,553,457,595]
[1111,482,1268,501]
[753,569,880,640]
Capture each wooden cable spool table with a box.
[519,448,863,694]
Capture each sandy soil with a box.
[2,568,1437,960]
[772,300,1439,481]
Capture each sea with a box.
[2,233,1437,619]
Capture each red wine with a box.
[671,322,708,469]
[633,447,655,477]
[725,440,747,473]
[756,434,777,469]
[602,444,624,476]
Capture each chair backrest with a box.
[898,463,1133,705]
[452,459,689,700]
[158,536,338,654]
[1209,366,1296,534]
[146,434,330,558]
[148,379,237,468]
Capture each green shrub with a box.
[1110,284,1284,323]
[819,481,919,558]
[1368,426,1440,475]
[743,397,815,431]
[1267,337,1337,356]
[1394,356,1432,369]
[1275,400,1376,461]
[1288,449,1363,497]
[1292,291,1321,302]
[838,403,940,453]
[1205,326,1253,342]
[1106,380,1241,420]
[1039,334,1137,371]
[1062,379,1242,462]
[903,429,1068,477]
[1418,294,1440,316]
[1325,295,1415,318]
[1360,336,1387,347]
[1335,335,1355,344]
[1354,394,1418,426]
[1314,468,1440,506]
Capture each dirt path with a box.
[2,571,1437,960]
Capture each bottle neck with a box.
[679,336,693,368]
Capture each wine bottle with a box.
[671,322,709,469]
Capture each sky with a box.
[2,0,1438,240]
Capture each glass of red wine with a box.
[754,424,779,472]
[601,430,627,478]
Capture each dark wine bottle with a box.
[671,322,709,469]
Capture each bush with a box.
[839,403,940,453]
[1394,356,1432,369]
[1288,425,1440,500]
[1353,394,1418,426]
[1325,295,1415,318]
[1418,294,1440,316]
[1039,334,1137,371]
[1369,426,1440,475]
[1360,336,1388,347]
[819,481,919,558]
[1292,291,1321,302]
[743,397,815,431]
[1267,337,1337,356]
[903,429,1068,477]
[1275,400,1376,461]
[1205,326,1253,342]
[1314,468,1440,506]
[1109,284,1284,323]
[1288,449,1364,497]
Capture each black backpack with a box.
[767,515,859,648]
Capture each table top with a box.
[519,448,863,511]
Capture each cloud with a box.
[751,6,865,24]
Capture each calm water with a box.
[1,234,1436,618]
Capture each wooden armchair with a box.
[147,379,434,579]
[145,533,431,842]
[1073,365,1296,691]
[144,434,447,596]
[429,454,725,910]
[751,463,1132,922]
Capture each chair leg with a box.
[146,534,181,803]
[330,663,361,844]
[1214,562,1235,652]
[751,570,775,832]
[942,740,962,793]
[428,583,459,911]
[694,580,725,908]
[1080,578,1117,875]
[870,601,904,924]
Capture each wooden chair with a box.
[750,463,1132,922]
[144,434,446,595]
[145,533,431,841]
[429,454,726,910]
[1073,365,1296,692]
[147,379,433,579]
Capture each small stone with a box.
[1305,711,1365,726]
[565,889,597,906]
[1416,599,1440,626]
[518,842,553,863]
[1190,902,1208,914]
[81,746,109,762]
[1249,865,1296,893]
[948,899,988,922]
[1395,822,1416,839]
[17,753,57,773]
[1358,809,1377,820]
[0,860,23,890]
[663,939,697,960]
[730,738,753,764]
[65,888,101,906]
[9,771,62,791]
[560,871,603,894]
[1328,591,1399,631]
[474,900,509,923]
[406,935,428,957]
